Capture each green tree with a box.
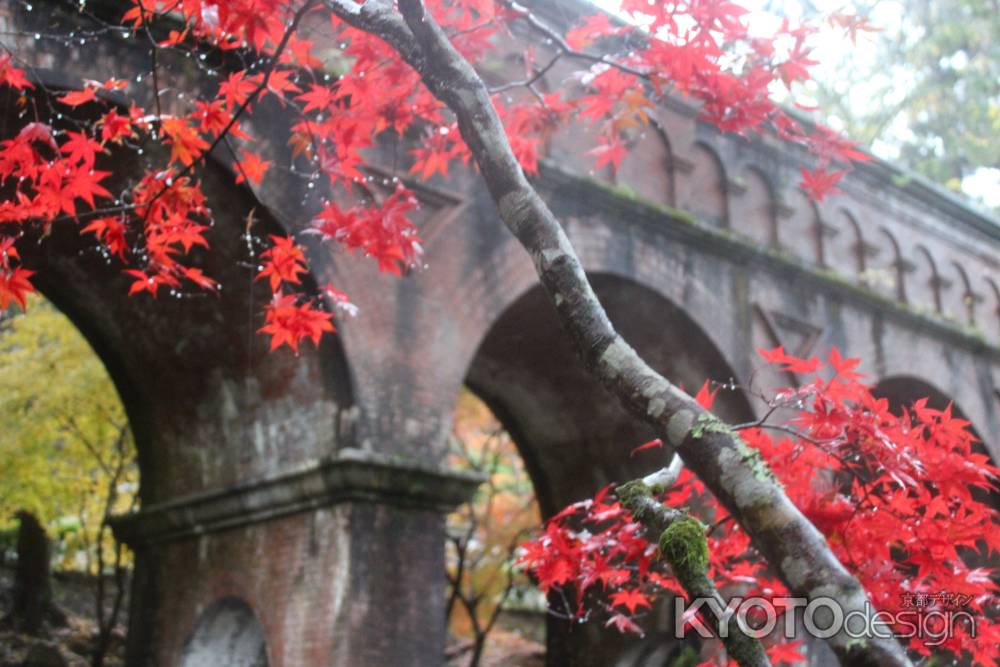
[0,298,137,573]
[809,0,1000,208]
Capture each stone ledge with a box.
[536,161,1000,359]
[109,449,484,547]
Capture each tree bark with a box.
[617,463,770,667]
[323,1,913,664]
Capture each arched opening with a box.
[910,245,942,314]
[464,274,754,666]
[874,376,973,421]
[984,278,1000,342]
[179,597,268,667]
[873,227,905,301]
[2,84,356,504]
[732,167,777,248]
[616,125,675,209]
[445,390,544,667]
[1,296,138,659]
[940,260,976,326]
[824,209,866,280]
[677,143,728,229]
[781,190,821,264]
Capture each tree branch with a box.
[616,478,770,667]
[326,1,913,665]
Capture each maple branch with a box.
[488,51,562,94]
[326,1,914,665]
[492,2,682,165]
[616,479,770,667]
[498,1,648,81]
[142,0,317,212]
[641,452,684,489]
[135,0,164,125]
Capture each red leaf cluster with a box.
[519,348,1000,665]
[0,0,884,355]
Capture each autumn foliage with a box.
[1,0,998,664]
[517,347,1000,665]
[0,0,871,352]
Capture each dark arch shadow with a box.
[2,85,356,504]
[179,597,269,667]
[4,66,358,667]
[874,376,976,427]
[465,273,754,667]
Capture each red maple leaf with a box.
[235,149,270,185]
[630,438,663,457]
[767,640,806,665]
[218,71,261,112]
[605,613,643,635]
[694,381,719,409]
[297,84,335,114]
[258,293,334,353]
[588,135,628,172]
[193,100,230,135]
[60,131,104,168]
[257,235,307,290]
[82,215,129,260]
[610,588,651,614]
[0,53,32,90]
[799,166,845,201]
[0,265,34,310]
[99,110,134,144]
[161,117,210,167]
[58,87,98,107]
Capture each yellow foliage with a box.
[446,389,541,639]
[0,297,137,572]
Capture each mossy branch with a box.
[326,1,912,663]
[616,481,771,667]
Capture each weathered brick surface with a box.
[123,504,444,667]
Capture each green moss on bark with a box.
[658,517,709,581]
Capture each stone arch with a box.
[940,260,976,325]
[873,227,905,301]
[180,597,269,667]
[616,125,675,208]
[732,166,777,248]
[984,278,1000,342]
[676,142,728,228]
[3,65,359,667]
[3,84,356,503]
[823,208,866,280]
[782,191,823,265]
[464,273,754,666]
[909,245,942,314]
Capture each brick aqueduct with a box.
[5,0,1000,665]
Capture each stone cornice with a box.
[110,449,484,547]
[536,161,1000,360]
